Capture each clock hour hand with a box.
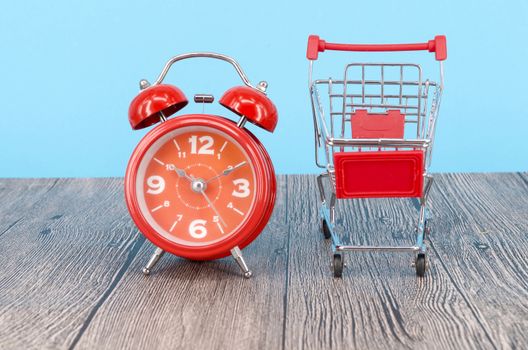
[174,167,194,182]
[205,161,247,184]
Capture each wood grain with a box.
[0,179,59,237]
[429,173,528,349]
[72,176,289,350]
[0,178,141,350]
[283,174,524,349]
[0,175,527,349]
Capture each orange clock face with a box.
[135,126,257,247]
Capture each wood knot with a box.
[474,241,490,251]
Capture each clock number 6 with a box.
[189,135,214,155]
[147,175,165,195]
[232,178,250,198]
[189,219,207,239]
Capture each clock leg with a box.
[230,246,252,278]
[142,247,165,275]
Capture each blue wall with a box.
[1,0,527,177]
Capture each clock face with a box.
[135,126,257,247]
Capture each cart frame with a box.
[307,35,447,277]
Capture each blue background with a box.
[1,0,527,177]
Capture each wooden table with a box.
[1,174,527,349]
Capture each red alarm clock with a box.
[125,53,278,278]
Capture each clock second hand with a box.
[199,189,227,227]
[205,161,247,184]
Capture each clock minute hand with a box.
[206,161,247,184]
[199,189,227,227]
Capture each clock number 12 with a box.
[189,135,214,155]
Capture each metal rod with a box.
[346,103,419,109]
[314,79,437,87]
[330,93,422,99]
[231,246,252,278]
[399,66,404,103]
[142,247,165,275]
[237,116,247,128]
[154,52,256,90]
[330,112,424,118]
[159,111,167,123]
[336,245,421,253]
[329,138,429,148]
[380,65,384,103]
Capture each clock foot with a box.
[142,247,165,275]
[230,246,252,278]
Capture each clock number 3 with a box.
[189,135,214,155]
[189,219,207,239]
[232,178,250,198]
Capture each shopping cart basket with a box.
[307,35,447,277]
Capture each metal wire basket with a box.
[307,35,447,277]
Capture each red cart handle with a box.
[307,35,447,61]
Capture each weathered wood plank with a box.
[0,179,59,236]
[1,174,527,350]
[0,179,141,350]
[73,176,289,350]
[429,173,528,348]
[283,174,501,349]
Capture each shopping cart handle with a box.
[307,35,447,61]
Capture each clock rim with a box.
[125,114,276,261]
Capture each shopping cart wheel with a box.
[415,253,427,277]
[333,254,344,278]
[322,219,331,239]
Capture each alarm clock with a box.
[125,53,278,278]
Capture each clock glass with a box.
[135,126,257,247]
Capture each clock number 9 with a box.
[189,219,207,239]
[146,175,165,195]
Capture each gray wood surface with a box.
[0,174,527,349]
[73,177,289,350]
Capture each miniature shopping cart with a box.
[307,35,447,277]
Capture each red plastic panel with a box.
[351,110,405,139]
[334,151,424,198]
